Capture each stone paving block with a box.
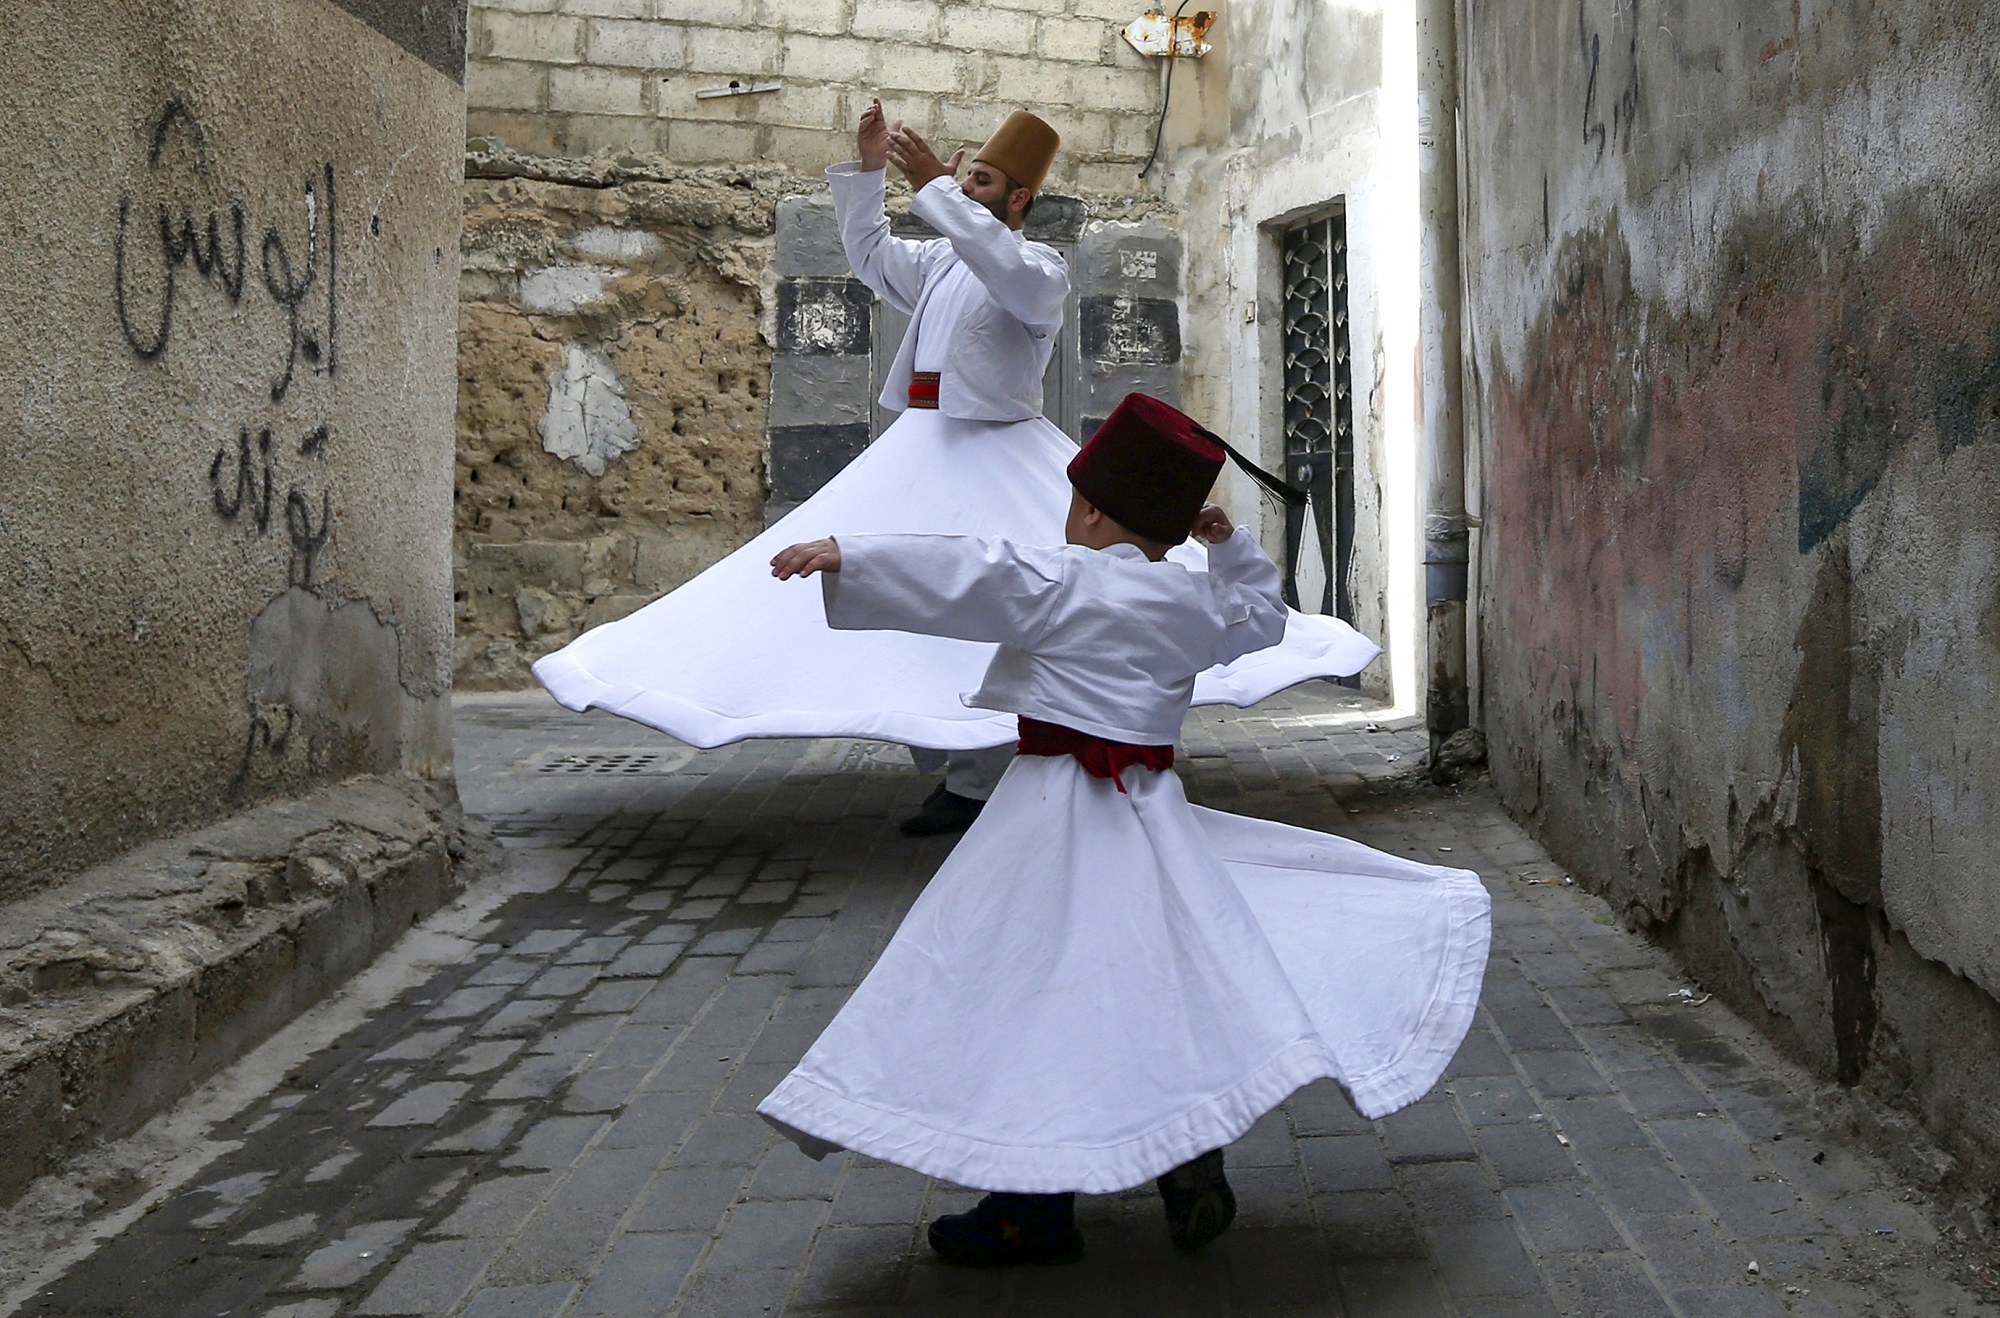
[1395,1160,1502,1224]
[1380,1099,1476,1162]
[524,964,602,997]
[668,1264,802,1318]
[828,1163,930,1226]
[1503,1183,1626,1253]
[1285,1078,1374,1135]
[1474,1121,1579,1184]
[369,1025,463,1062]
[791,1224,911,1310]
[450,1039,529,1077]
[1425,1219,1544,1299]
[570,1232,706,1315]
[562,1066,653,1113]
[1579,1144,1701,1218]
[369,1081,474,1128]
[434,1172,560,1238]
[1232,1107,1297,1167]
[1544,983,1633,1026]
[1226,1164,1312,1229]
[601,1090,709,1151]
[674,1112,782,1168]
[747,1143,847,1200]
[1334,1257,1450,1316]
[487,1052,586,1100]
[286,1217,419,1290]
[460,1282,579,1317]
[1313,1189,1428,1260]
[559,935,634,964]
[1546,1095,1650,1153]
[479,998,564,1036]
[1572,1023,1668,1073]
[1621,1212,1754,1289]
[1671,1285,1792,1317]
[1440,1025,1513,1079]
[1689,1171,1822,1240]
[1539,1252,1675,1317]
[576,979,655,1014]
[427,1104,530,1155]
[503,1114,610,1170]
[736,938,814,974]
[1453,1074,1539,1125]
[707,1198,829,1269]
[508,929,585,956]
[533,1015,624,1058]
[430,986,513,1020]
[628,1164,749,1234]
[601,943,683,978]
[1518,1049,1614,1099]
[355,1237,504,1315]
[1487,1003,1584,1053]
[1300,1133,1394,1194]
[1650,1116,1758,1175]
[1616,1065,1711,1119]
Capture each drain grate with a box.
[537,752,674,775]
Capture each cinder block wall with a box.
[466,0,1160,193]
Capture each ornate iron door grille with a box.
[1279,214,1356,624]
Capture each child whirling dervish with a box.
[758,394,1492,1265]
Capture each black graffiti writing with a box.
[299,423,330,457]
[1581,15,1607,162]
[114,103,337,397]
[210,428,275,533]
[230,703,295,798]
[1579,2,1643,166]
[260,165,338,402]
[285,489,333,589]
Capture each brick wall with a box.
[466,0,1162,191]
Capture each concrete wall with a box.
[1461,0,2000,1204]
[0,2,466,898]
[1159,0,1404,699]
[465,0,1160,192]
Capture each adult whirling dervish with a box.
[532,101,1380,832]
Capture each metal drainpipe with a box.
[1416,0,1470,774]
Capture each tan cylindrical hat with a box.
[973,110,1060,191]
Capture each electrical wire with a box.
[1139,0,1195,177]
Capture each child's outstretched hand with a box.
[1191,503,1235,544]
[771,538,842,579]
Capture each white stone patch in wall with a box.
[541,346,639,477]
[520,264,613,314]
[571,227,659,262]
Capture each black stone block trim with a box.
[325,0,467,83]
[777,279,874,356]
[768,423,872,503]
[1081,295,1182,366]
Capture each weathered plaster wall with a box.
[1161,0,1402,698]
[0,3,465,899]
[1463,0,2000,1204]
[464,0,1160,192]
[455,153,785,687]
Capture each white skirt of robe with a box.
[531,409,1382,751]
[757,756,1492,1194]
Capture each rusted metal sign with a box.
[1121,9,1217,57]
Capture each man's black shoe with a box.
[1157,1149,1235,1253]
[899,782,985,836]
[928,1192,1084,1267]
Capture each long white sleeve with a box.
[822,534,1067,648]
[909,177,1068,327]
[826,162,936,315]
[1183,530,1290,671]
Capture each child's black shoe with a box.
[1157,1149,1235,1252]
[899,783,985,836]
[927,1192,1084,1266]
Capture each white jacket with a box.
[822,529,1289,746]
[826,162,1069,423]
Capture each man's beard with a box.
[977,194,1010,224]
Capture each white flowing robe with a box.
[530,166,1380,751]
[757,532,1492,1194]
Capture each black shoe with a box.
[1157,1149,1235,1253]
[928,1192,1084,1267]
[899,782,986,836]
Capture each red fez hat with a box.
[1067,394,1226,545]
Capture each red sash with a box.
[1016,716,1175,793]
[907,371,941,409]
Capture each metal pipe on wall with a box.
[1416,0,1470,769]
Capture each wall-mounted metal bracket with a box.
[694,79,782,100]
[1121,10,1216,57]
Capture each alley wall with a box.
[1461,0,2000,1205]
[0,1,467,898]
[1161,0,1401,698]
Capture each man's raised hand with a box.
[1192,504,1236,545]
[858,98,890,172]
[887,124,962,190]
[771,538,842,580]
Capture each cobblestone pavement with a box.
[14,687,1999,1317]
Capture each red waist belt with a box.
[1016,716,1174,793]
[907,371,941,409]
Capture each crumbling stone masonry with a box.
[456,152,796,688]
